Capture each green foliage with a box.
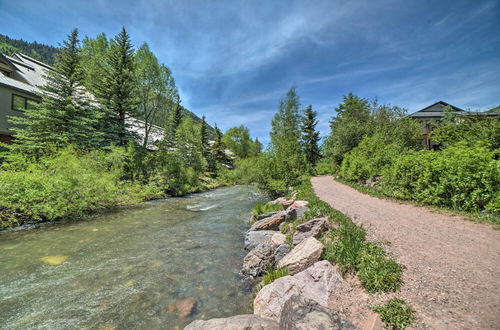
[323,93,371,165]
[322,222,366,274]
[251,202,283,218]
[432,115,500,150]
[340,134,405,182]
[222,125,261,159]
[358,243,403,293]
[80,33,109,96]
[300,105,321,167]
[135,43,178,148]
[0,147,163,229]
[7,29,102,158]
[382,143,499,213]
[373,298,416,330]
[315,158,338,175]
[217,156,263,185]
[257,267,289,291]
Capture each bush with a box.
[373,298,415,329]
[0,147,163,228]
[383,143,499,212]
[340,134,405,182]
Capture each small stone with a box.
[184,314,278,330]
[270,233,286,246]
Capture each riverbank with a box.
[185,178,414,329]
[0,185,260,329]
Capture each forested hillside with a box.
[0,34,59,64]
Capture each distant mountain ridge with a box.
[0,34,59,64]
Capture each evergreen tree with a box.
[212,124,228,164]
[167,98,183,146]
[80,33,109,96]
[8,29,101,158]
[300,105,321,167]
[174,117,206,173]
[200,115,216,171]
[250,138,262,157]
[96,27,137,146]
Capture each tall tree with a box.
[174,117,206,173]
[167,97,183,146]
[323,93,371,165]
[135,43,178,148]
[268,87,307,187]
[250,138,262,157]
[222,125,252,159]
[96,27,137,146]
[80,33,109,96]
[300,105,321,167]
[8,29,100,158]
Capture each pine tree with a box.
[212,124,228,164]
[167,99,183,147]
[96,27,137,146]
[200,115,216,171]
[8,29,101,158]
[300,105,321,166]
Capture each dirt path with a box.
[312,176,500,330]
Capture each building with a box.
[408,101,499,150]
[0,52,164,149]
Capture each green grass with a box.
[373,298,416,329]
[294,179,403,293]
[256,267,289,291]
[336,177,500,226]
[251,201,284,218]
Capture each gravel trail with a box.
[312,176,500,329]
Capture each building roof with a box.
[408,101,499,119]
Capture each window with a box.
[11,94,39,111]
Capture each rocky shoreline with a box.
[184,196,363,329]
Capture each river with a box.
[0,185,262,329]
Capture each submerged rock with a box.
[254,260,343,321]
[184,314,278,330]
[245,230,277,251]
[174,297,198,318]
[292,217,330,246]
[280,294,355,330]
[277,237,324,274]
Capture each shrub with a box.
[0,147,163,228]
[373,298,416,329]
[340,134,405,182]
[383,143,499,212]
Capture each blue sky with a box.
[1,0,499,143]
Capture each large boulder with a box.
[280,295,356,330]
[250,212,287,231]
[277,237,324,274]
[286,200,309,210]
[241,241,276,278]
[292,217,330,246]
[245,230,276,251]
[254,260,343,321]
[184,314,278,330]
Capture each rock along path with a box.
[311,176,500,330]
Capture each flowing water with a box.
[0,185,263,329]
